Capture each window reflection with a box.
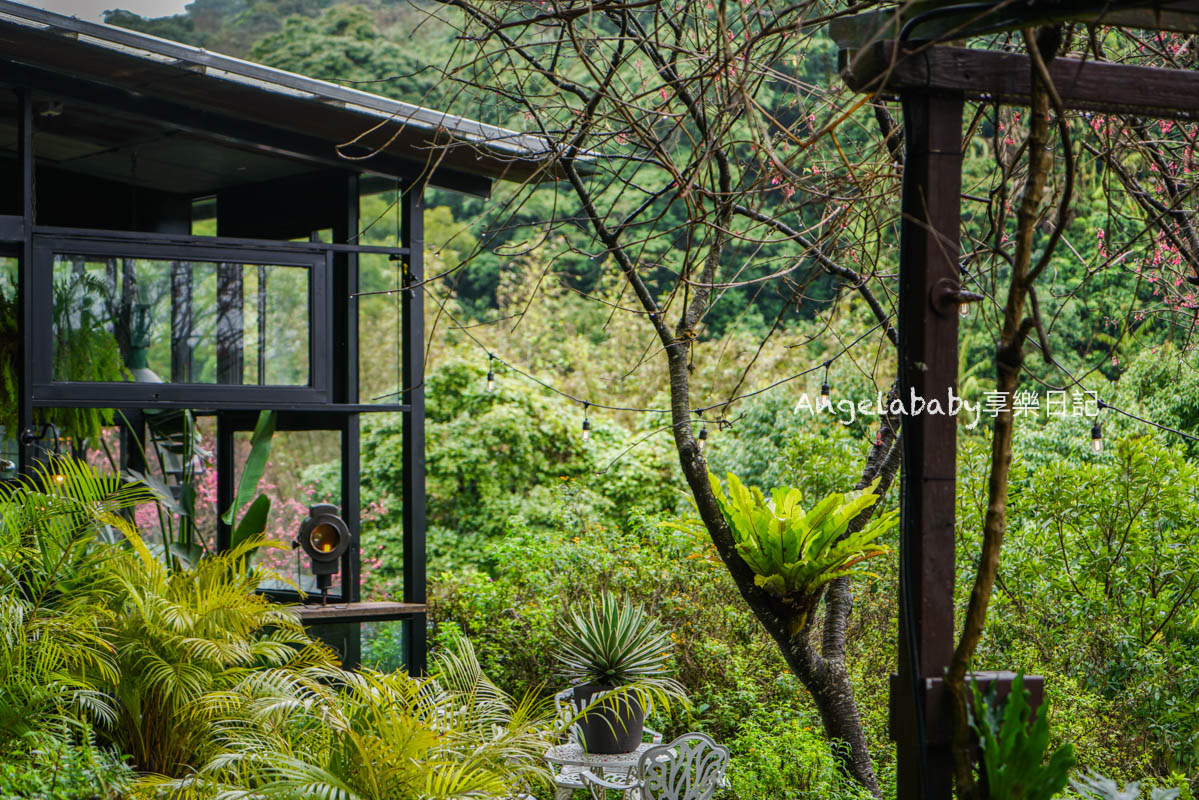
[51,255,310,386]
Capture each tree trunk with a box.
[667,327,901,794]
[946,27,1063,798]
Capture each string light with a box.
[697,425,709,452]
[401,283,1199,454]
[820,360,832,406]
[486,354,495,392]
[959,301,970,318]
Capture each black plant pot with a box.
[569,683,647,754]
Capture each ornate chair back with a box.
[636,733,729,800]
[553,686,584,744]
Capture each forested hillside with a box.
[76,2,1199,796]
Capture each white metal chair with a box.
[550,687,663,800]
[579,733,730,800]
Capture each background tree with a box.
[418,0,909,791]
[417,3,1199,793]
[101,0,1199,791]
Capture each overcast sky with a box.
[22,0,189,22]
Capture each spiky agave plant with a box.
[709,471,898,635]
[554,592,686,718]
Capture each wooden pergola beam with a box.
[844,42,1199,121]
[828,2,1199,49]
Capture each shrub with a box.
[725,714,874,800]
[0,734,131,800]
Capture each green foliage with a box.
[149,635,553,800]
[343,357,682,587]
[1,274,126,442]
[221,409,276,526]
[250,5,443,102]
[106,0,342,57]
[1071,771,1183,800]
[0,734,131,800]
[971,673,1076,800]
[709,471,895,630]
[104,533,333,776]
[221,409,278,558]
[427,507,868,796]
[725,715,874,800]
[1,457,551,800]
[0,459,151,746]
[554,592,686,709]
[704,392,798,490]
[1114,345,1199,459]
[981,436,1199,773]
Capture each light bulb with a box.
[820,381,831,399]
[960,301,970,317]
[582,418,591,442]
[486,369,495,392]
[697,426,708,451]
[1091,422,1103,453]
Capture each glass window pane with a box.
[361,620,410,672]
[358,250,402,404]
[51,254,311,386]
[1,256,18,479]
[240,429,342,597]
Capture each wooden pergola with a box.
[831,3,1199,796]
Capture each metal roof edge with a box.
[0,0,554,163]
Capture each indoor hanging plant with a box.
[553,593,685,754]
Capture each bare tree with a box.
[420,0,908,790]
[411,2,1199,793]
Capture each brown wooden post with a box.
[893,88,963,800]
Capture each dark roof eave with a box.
[0,0,572,187]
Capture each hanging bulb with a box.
[1091,421,1103,453]
[697,425,708,452]
[960,301,970,317]
[820,380,831,400]
[486,368,495,392]
[581,418,592,442]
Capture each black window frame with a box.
[29,231,332,408]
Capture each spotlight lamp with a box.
[297,504,353,605]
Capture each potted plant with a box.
[553,593,685,754]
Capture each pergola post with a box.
[894,88,963,800]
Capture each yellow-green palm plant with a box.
[0,458,150,746]
[144,634,556,800]
[428,634,555,795]
[709,471,898,634]
[103,528,337,777]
